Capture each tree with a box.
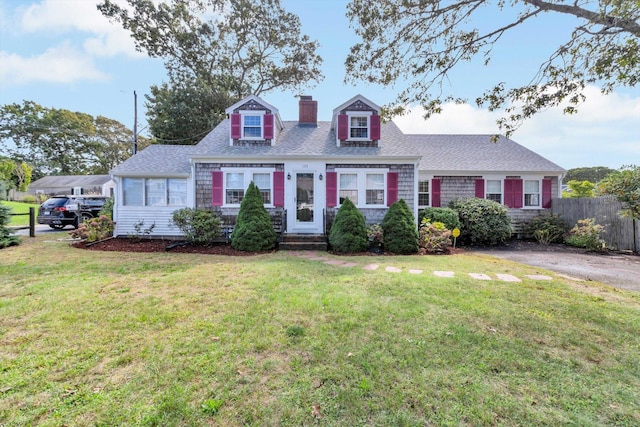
[563,166,616,184]
[381,199,418,254]
[230,182,277,251]
[145,77,235,145]
[598,165,640,219]
[0,101,145,177]
[346,1,640,136]
[98,0,324,144]
[328,198,368,254]
[0,204,20,249]
[563,180,595,198]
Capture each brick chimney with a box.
[298,95,317,127]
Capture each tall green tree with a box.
[98,0,324,144]
[346,0,640,136]
[563,180,596,198]
[145,77,236,145]
[0,101,145,178]
[563,166,616,184]
[599,165,640,219]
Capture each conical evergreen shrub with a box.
[0,204,20,249]
[231,182,277,251]
[328,198,368,254]
[381,199,418,254]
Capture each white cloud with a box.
[0,44,109,84]
[19,0,141,58]
[394,86,640,169]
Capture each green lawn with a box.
[1,236,639,426]
[1,200,40,226]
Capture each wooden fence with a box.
[552,196,639,253]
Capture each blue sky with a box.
[1,0,638,170]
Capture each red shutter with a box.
[230,113,241,139]
[337,114,348,140]
[431,179,441,207]
[387,172,398,206]
[542,178,552,208]
[504,179,523,208]
[370,114,381,140]
[475,179,485,198]
[263,114,274,139]
[326,172,337,207]
[211,171,224,206]
[273,171,284,207]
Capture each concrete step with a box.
[282,234,326,243]
[279,241,328,251]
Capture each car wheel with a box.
[75,213,93,229]
[49,224,65,230]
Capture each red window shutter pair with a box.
[212,171,284,207]
[229,113,274,139]
[504,179,523,208]
[336,114,381,140]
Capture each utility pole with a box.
[133,90,138,155]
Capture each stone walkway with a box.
[289,251,585,283]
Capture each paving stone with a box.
[309,257,330,261]
[408,269,423,274]
[525,274,553,281]
[385,266,402,273]
[341,262,358,268]
[363,264,379,271]
[433,271,455,277]
[556,274,585,282]
[496,274,522,283]
[325,260,346,266]
[469,273,492,281]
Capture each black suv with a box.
[37,195,109,229]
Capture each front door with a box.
[286,163,325,233]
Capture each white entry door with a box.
[286,163,325,233]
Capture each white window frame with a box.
[122,177,188,207]
[346,111,372,141]
[337,168,388,208]
[222,167,274,207]
[239,110,266,140]
[417,180,430,208]
[524,179,542,208]
[485,179,503,204]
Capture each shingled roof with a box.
[30,174,113,188]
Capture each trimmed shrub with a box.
[366,223,384,249]
[419,207,461,232]
[565,218,605,251]
[448,198,512,245]
[328,198,368,253]
[418,219,452,254]
[526,214,567,244]
[0,204,20,249]
[381,199,418,254]
[172,208,222,245]
[99,197,114,219]
[231,182,277,251]
[69,215,114,242]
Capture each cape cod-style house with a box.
[110,94,565,240]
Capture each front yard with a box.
[1,236,639,426]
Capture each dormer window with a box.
[231,110,273,140]
[350,115,369,139]
[243,114,263,138]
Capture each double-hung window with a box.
[418,180,430,207]
[339,173,358,205]
[486,180,502,203]
[243,114,262,138]
[252,172,271,204]
[225,172,245,204]
[350,116,369,139]
[123,177,187,207]
[524,180,541,207]
[366,173,385,205]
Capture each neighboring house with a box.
[28,175,115,197]
[110,94,565,239]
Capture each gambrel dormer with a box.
[332,95,381,148]
[225,95,284,147]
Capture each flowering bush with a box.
[69,215,114,242]
[366,224,384,248]
[418,219,452,254]
[565,218,605,251]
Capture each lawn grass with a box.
[1,200,40,226]
[1,236,639,426]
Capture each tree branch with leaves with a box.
[346,0,639,136]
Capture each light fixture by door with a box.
[287,173,291,180]
[319,173,323,180]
